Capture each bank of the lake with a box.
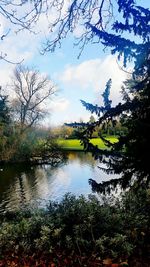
[58,136,118,151]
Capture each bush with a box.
[0,189,149,266]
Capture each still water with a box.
[0,152,115,212]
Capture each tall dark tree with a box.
[0,87,10,124]
[81,78,112,117]
[78,67,150,192]
[61,0,150,191]
[0,87,13,161]
[102,79,112,111]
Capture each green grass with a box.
[58,136,118,151]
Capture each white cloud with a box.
[0,6,53,68]
[60,55,128,105]
[0,8,66,91]
[22,96,70,127]
[0,67,12,86]
[50,97,70,112]
[0,0,71,65]
[0,30,38,64]
[0,6,130,126]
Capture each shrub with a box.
[0,189,149,266]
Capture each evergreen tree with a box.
[0,87,13,162]
[63,1,150,192]
[0,87,10,124]
[80,65,150,193]
[102,79,112,111]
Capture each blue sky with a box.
[1,1,146,126]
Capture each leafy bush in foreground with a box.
[0,189,149,266]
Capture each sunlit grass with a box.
[58,136,118,151]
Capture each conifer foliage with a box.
[0,87,10,124]
[66,1,150,192]
[81,66,150,193]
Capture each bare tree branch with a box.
[11,64,56,130]
[0,0,116,62]
[41,0,114,54]
[0,0,47,63]
[1,0,148,65]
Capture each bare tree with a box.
[11,64,56,130]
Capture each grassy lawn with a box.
[58,136,118,151]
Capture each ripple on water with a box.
[0,152,119,213]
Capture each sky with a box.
[0,1,140,126]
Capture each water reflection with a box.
[0,152,117,212]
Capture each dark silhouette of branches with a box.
[0,0,43,30]
[41,0,114,55]
[0,0,47,62]
[37,0,150,68]
[0,1,150,66]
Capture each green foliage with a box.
[12,129,39,161]
[32,135,65,166]
[0,66,57,163]
[101,79,112,111]
[80,66,150,193]
[0,124,64,164]
[62,1,150,191]
[0,189,149,265]
[0,88,10,124]
[0,89,13,161]
[0,126,39,162]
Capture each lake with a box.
[0,152,117,213]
